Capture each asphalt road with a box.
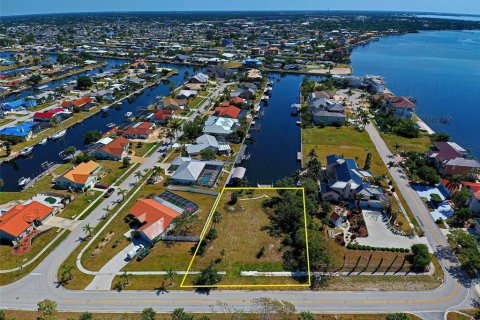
[0,90,478,319]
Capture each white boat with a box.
[101,106,109,112]
[38,138,48,145]
[106,123,116,128]
[18,177,31,187]
[125,112,132,117]
[50,129,66,140]
[59,150,74,161]
[296,121,302,126]
[19,147,33,156]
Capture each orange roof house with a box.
[95,137,130,161]
[129,199,181,242]
[214,105,241,119]
[61,97,93,109]
[55,160,102,191]
[0,201,55,243]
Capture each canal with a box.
[242,73,304,186]
[0,58,196,192]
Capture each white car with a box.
[127,244,144,260]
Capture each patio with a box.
[413,185,454,220]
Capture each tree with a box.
[141,308,156,320]
[393,143,401,154]
[28,74,42,86]
[446,175,462,192]
[166,268,176,285]
[83,130,101,145]
[363,152,372,171]
[5,142,12,156]
[37,299,58,320]
[166,130,175,144]
[121,270,129,285]
[118,188,128,202]
[228,191,239,205]
[308,149,317,161]
[452,188,470,207]
[298,312,315,320]
[76,75,93,90]
[193,263,222,286]
[411,244,432,271]
[431,132,449,142]
[212,211,222,226]
[134,171,143,182]
[60,264,74,283]
[63,146,76,156]
[200,148,217,160]
[448,229,480,271]
[122,157,130,168]
[79,312,94,320]
[454,208,472,224]
[386,314,409,320]
[416,166,439,185]
[82,223,93,238]
[171,308,194,320]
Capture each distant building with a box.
[425,142,480,177]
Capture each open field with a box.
[183,188,308,287]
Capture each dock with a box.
[235,144,248,165]
[297,151,303,162]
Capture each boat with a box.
[106,123,116,128]
[117,102,123,106]
[296,121,302,126]
[19,146,33,156]
[101,106,109,112]
[59,150,74,161]
[49,129,66,140]
[18,177,31,187]
[125,112,132,117]
[38,138,48,145]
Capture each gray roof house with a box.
[309,98,346,125]
[185,134,231,156]
[203,116,240,137]
[169,157,224,187]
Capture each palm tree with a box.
[446,175,462,192]
[121,270,129,285]
[169,120,182,137]
[212,211,222,227]
[165,269,176,285]
[292,169,302,183]
[82,223,93,238]
[102,206,111,219]
[308,149,317,161]
[134,171,143,182]
[166,130,175,144]
[61,264,74,282]
[117,188,127,202]
[393,143,401,154]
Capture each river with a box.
[0,56,196,192]
[351,30,480,158]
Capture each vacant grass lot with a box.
[183,188,307,287]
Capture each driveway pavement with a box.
[414,185,454,220]
[356,210,429,249]
[43,216,82,231]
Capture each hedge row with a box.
[346,243,410,253]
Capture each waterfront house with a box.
[128,198,180,243]
[177,89,198,100]
[33,107,68,122]
[243,58,263,68]
[55,160,102,191]
[185,134,231,156]
[214,105,241,119]
[121,122,155,140]
[464,182,480,215]
[384,96,416,119]
[61,96,94,111]
[205,66,235,79]
[1,98,37,111]
[320,155,388,209]
[0,122,38,141]
[159,97,187,110]
[309,98,346,126]
[203,116,240,137]
[153,109,175,125]
[189,73,209,84]
[168,157,225,187]
[0,201,56,244]
[425,141,480,177]
[92,136,130,161]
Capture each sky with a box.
[1,0,480,16]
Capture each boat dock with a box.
[235,144,248,165]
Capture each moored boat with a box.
[18,176,31,187]
[38,138,48,145]
[49,129,66,140]
[19,146,33,156]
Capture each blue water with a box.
[417,15,480,22]
[351,30,480,158]
[0,58,195,192]
[242,73,303,185]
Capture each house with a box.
[0,122,38,141]
[185,134,231,156]
[158,97,187,110]
[205,66,235,79]
[130,59,147,69]
[55,160,102,191]
[189,73,209,84]
[308,91,334,102]
[230,96,246,107]
[33,107,67,122]
[92,136,130,161]
[426,142,480,177]
[230,88,256,100]
[243,58,262,67]
[153,109,175,125]
[203,116,240,137]
[122,122,155,139]
[1,98,37,111]
[463,182,480,215]
[0,201,56,244]
[129,199,181,243]
[366,76,386,94]
[169,157,224,187]
[61,96,94,111]
[247,69,262,80]
[384,96,416,119]
[93,89,114,102]
[320,155,388,209]
[127,78,146,86]
[177,90,198,100]
[214,105,241,119]
[309,98,346,125]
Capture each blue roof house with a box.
[243,58,263,68]
[320,155,388,210]
[2,99,37,111]
[0,122,37,141]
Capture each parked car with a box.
[104,187,115,198]
[136,248,151,261]
[127,244,144,260]
[94,182,110,189]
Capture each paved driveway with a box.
[356,210,429,249]
[43,216,82,231]
[414,185,454,220]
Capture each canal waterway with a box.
[351,30,480,158]
[0,57,196,192]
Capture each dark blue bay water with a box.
[351,30,480,157]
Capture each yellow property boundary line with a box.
[180,187,311,288]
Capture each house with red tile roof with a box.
[230,96,246,107]
[384,96,416,119]
[130,59,147,69]
[93,136,130,161]
[154,109,175,125]
[33,107,66,122]
[463,182,480,215]
[0,201,56,243]
[121,122,156,139]
[214,105,241,119]
[129,198,181,242]
[61,96,94,111]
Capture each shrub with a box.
[430,193,442,204]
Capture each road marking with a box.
[30,273,41,276]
